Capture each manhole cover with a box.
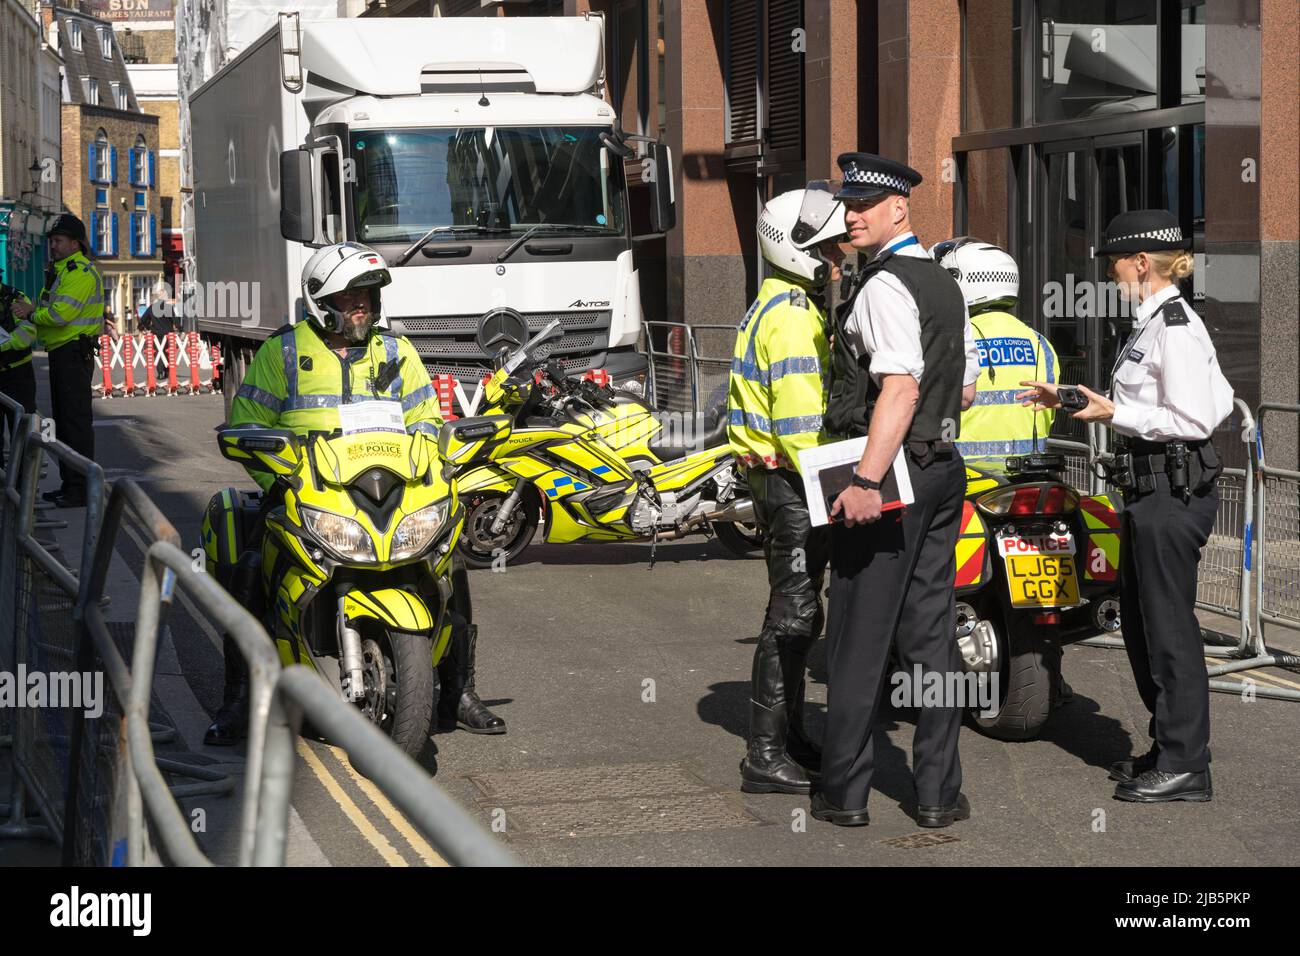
[468,762,761,839]
[880,832,960,849]
[469,761,713,803]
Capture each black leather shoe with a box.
[810,792,870,827]
[41,489,64,503]
[1108,747,1160,783]
[1113,768,1212,803]
[204,686,248,746]
[437,624,507,734]
[917,793,971,828]
[740,754,812,795]
[454,691,507,734]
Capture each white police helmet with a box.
[931,236,1019,309]
[758,186,847,286]
[301,241,391,340]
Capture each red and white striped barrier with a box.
[432,367,612,421]
[93,331,221,398]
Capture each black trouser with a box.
[0,361,37,470]
[1120,470,1217,773]
[822,451,965,810]
[47,337,96,494]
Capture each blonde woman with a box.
[1018,209,1233,804]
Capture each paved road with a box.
[6,375,1300,866]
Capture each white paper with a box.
[797,436,915,527]
[338,400,405,436]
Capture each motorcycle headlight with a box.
[301,508,376,562]
[390,502,448,561]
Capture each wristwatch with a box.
[850,471,882,491]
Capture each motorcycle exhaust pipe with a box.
[707,497,755,525]
[338,597,366,703]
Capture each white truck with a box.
[189,12,673,418]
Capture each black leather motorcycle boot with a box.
[205,634,249,746]
[438,624,506,734]
[740,633,811,794]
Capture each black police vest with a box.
[825,252,967,443]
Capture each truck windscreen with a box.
[349,126,627,244]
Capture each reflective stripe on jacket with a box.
[1,291,37,369]
[33,251,105,351]
[957,309,1058,460]
[727,276,829,473]
[229,321,444,490]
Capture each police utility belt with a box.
[1106,437,1221,499]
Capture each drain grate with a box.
[880,832,960,849]
[468,762,761,839]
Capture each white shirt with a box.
[843,232,981,387]
[1109,284,1234,441]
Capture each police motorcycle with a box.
[204,409,510,757]
[951,452,1123,740]
[453,314,755,566]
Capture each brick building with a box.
[351,0,1299,466]
[45,1,163,329]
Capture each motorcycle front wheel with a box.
[457,489,541,569]
[359,629,436,758]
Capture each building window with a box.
[114,82,129,110]
[133,213,150,256]
[94,130,111,182]
[68,21,82,53]
[86,76,100,106]
[132,136,148,184]
[98,212,113,254]
[99,27,113,60]
[134,191,146,209]
[96,188,109,208]
[723,0,804,167]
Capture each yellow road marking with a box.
[296,739,407,867]
[324,744,448,868]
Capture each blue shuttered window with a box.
[110,212,118,257]
[148,151,156,189]
[149,214,157,256]
[109,146,117,184]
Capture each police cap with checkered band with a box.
[1095,209,1191,256]
[833,152,923,201]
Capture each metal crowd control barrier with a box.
[0,403,519,865]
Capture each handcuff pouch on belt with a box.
[1107,439,1220,499]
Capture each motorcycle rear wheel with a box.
[969,612,1058,742]
[712,520,764,557]
[457,489,541,569]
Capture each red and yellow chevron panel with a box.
[1079,494,1120,530]
[955,500,987,587]
[1084,531,1120,582]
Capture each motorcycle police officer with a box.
[10,214,105,508]
[815,153,980,828]
[728,186,847,795]
[0,286,39,414]
[206,241,506,744]
[931,237,1059,460]
[1019,210,1232,803]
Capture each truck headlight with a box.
[390,502,448,560]
[302,508,376,562]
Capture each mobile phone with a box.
[1056,385,1089,411]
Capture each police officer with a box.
[11,214,104,508]
[1019,210,1232,803]
[206,241,505,744]
[931,237,1058,460]
[728,186,847,794]
[814,153,980,828]
[0,285,39,414]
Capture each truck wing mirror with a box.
[649,142,676,233]
[279,149,315,243]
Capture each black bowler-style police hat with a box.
[47,213,89,248]
[1095,209,1191,256]
[834,152,923,201]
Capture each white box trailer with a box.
[189,12,674,417]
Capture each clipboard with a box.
[797,436,914,527]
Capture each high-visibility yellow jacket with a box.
[727,275,830,473]
[32,251,105,351]
[957,309,1058,460]
[1,290,38,370]
[230,321,444,491]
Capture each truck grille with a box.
[424,353,601,384]
[399,310,609,335]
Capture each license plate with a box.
[1000,533,1080,608]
